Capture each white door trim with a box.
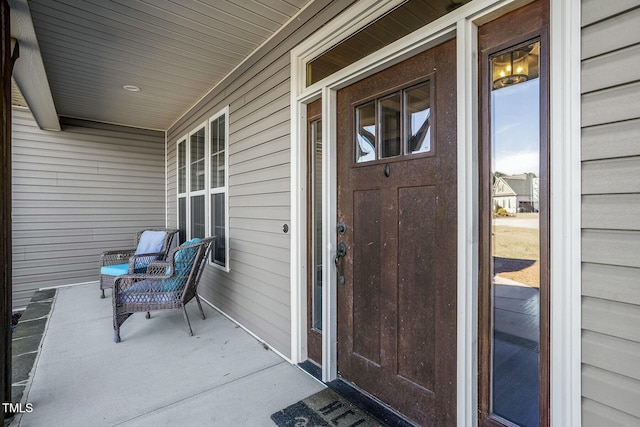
[455,15,480,427]
[549,0,582,425]
[290,1,581,425]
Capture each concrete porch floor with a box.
[10,283,325,426]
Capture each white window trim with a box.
[175,107,231,273]
[290,0,581,426]
[208,106,230,272]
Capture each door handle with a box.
[334,242,347,285]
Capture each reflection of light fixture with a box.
[123,85,140,92]
[492,44,534,90]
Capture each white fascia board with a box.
[10,0,60,131]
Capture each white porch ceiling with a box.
[12,0,311,131]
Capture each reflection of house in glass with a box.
[492,173,539,214]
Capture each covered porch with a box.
[10,283,325,426]
[0,0,594,425]
[4,1,341,423]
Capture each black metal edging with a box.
[298,361,416,427]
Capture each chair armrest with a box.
[145,261,172,277]
[113,273,180,300]
[101,249,136,266]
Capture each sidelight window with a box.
[306,98,324,365]
[309,119,323,331]
[481,37,548,427]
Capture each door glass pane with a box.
[190,127,205,191]
[211,193,225,266]
[191,195,205,239]
[405,82,431,154]
[356,102,376,163]
[380,93,401,158]
[490,41,540,427]
[310,119,323,331]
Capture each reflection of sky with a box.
[492,79,540,176]
[410,109,430,153]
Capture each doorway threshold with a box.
[298,361,417,427]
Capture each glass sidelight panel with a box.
[380,93,401,158]
[490,41,541,427]
[405,82,431,154]
[310,119,323,331]
[356,102,376,163]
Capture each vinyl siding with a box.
[581,2,640,425]
[12,108,165,310]
[166,0,356,357]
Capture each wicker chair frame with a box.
[99,228,179,298]
[112,236,215,343]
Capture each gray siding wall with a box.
[12,108,166,310]
[581,2,640,425]
[167,1,355,357]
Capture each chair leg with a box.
[113,312,131,343]
[113,315,121,343]
[182,307,194,336]
[195,294,205,320]
[100,288,105,299]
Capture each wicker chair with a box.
[112,236,215,343]
[99,228,179,298]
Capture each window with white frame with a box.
[176,107,229,271]
[209,111,227,268]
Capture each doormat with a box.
[271,388,384,426]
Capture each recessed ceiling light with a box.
[123,85,140,92]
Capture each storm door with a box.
[336,39,457,426]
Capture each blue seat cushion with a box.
[101,263,129,276]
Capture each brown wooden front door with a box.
[336,39,457,426]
